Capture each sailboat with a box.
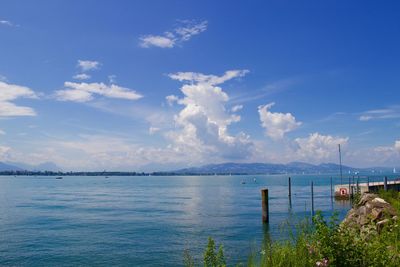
[394,168,397,174]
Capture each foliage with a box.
[185,192,400,266]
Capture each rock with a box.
[358,193,377,206]
[372,197,387,204]
[341,193,398,234]
[371,208,383,221]
[376,219,390,233]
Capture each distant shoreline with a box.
[0,171,396,177]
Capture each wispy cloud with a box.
[0,20,14,27]
[0,81,38,117]
[77,60,101,72]
[230,76,302,105]
[359,105,400,121]
[139,20,208,48]
[73,73,91,80]
[55,82,143,103]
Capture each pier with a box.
[334,176,400,199]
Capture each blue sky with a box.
[0,0,399,171]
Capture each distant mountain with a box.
[3,161,62,172]
[0,162,23,171]
[173,162,357,175]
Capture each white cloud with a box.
[166,70,253,161]
[0,20,13,27]
[0,145,11,160]
[0,75,7,82]
[359,106,400,121]
[166,95,179,106]
[293,132,349,163]
[231,105,243,112]
[258,102,301,140]
[149,127,160,135]
[55,82,143,102]
[395,140,400,151]
[139,20,207,48]
[140,35,175,48]
[0,81,37,117]
[0,129,5,135]
[77,60,100,72]
[73,73,91,80]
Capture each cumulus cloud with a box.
[73,73,91,80]
[55,82,143,102]
[258,102,301,140]
[139,20,207,48]
[166,95,179,106]
[293,132,348,163]
[0,81,37,116]
[77,60,100,72]
[166,70,253,161]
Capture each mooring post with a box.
[356,179,359,194]
[288,177,292,198]
[348,177,351,199]
[261,188,269,223]
[384,176,388,191]
[367,176,370,192]
[311,181,314,217]
[330,176,333,198]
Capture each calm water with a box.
[0,174,354,266]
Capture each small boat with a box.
[241,180,246,184]
[253,178,257,183]
[55,176,63,179]
[105,176,109,179]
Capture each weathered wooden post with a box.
[288,177,292,198]
[261,188,269,223]
[367,176,370,192]
[311,181,314,217]
[384,176,388,191]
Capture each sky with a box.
[0,0,400,171]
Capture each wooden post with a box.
[367,176,369,192]
[261,188,269,223]
[348,177,351,199]
[288,177,292,198]
[356,179,359,194]
[384,176,388,191]
[330,177,333,198]
[311,181,314,217]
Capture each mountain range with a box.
[172,162,395,175]
[0,161,62,172]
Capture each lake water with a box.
[0,174,358,266]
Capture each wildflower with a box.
[260,249,266,255]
